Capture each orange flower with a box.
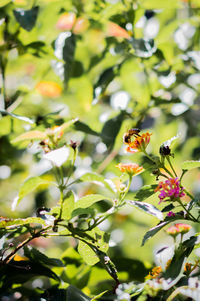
[56,12,76,31]
[36,81,62,98]
[166,223,192,237]
[145,266,162,280]
[126,132,152,153]
[56,13,89,34]
[106,22,131,39]
[116,163,144,176]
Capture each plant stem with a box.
[0,56,6,110]
[2,226,51,264]
[184,188,194,200]
[167,157,177,177]
[176,199,197,222]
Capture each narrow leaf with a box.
[0,217,46,229]
[142,221,170,246]
[12,130,46,143]
[128,201,163,220]
[0,110,34,124]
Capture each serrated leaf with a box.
[12,130,46,143]
[17,176,53,205]
[0,217,46,229]
[128,201,163,220]
[75,194,109,209]
[80,172,115,193]
[181,160,200,171]
[134,185,157,202]
[78,241,99,266]
[62,191,75,220]
[67,285,91,301]
[142,221,170,246]
[130,38,157,58]
[13,6,39,31]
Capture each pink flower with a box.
[166,223,192,237]
[167,211,175,217]
[155,178,185,204]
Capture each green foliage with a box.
[0,0,200,299]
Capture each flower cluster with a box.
[155,177,185,203]
[126,132,152,153]
[166,223,192,237]
[116,163,144,176]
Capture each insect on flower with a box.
[123,128,141,144]
[125,131,152,153]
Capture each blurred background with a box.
[0,0,200,295]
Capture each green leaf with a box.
[62,191,75,220]
[12,130,46,143]
[78,241,99,266]
[24,247,64,267]
[0,217,46,229]
[74,120,100,136]
[16,176,53,206]
[181,160,200,171]
[13,6,39,31]
[0,109,34,124]
[128,201,164,220]
[80,172,115,193]
[130,38,157,58]
[142,221,170,246]
[94,67,115,95]
[101,112,125,149]
[0,0,11,7]
[62,34,76,83]
[91,291,108,301]
[75,194,109,209]
[67,285,91,301]
[133,185,157,202]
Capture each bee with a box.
[123,128,141,144]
